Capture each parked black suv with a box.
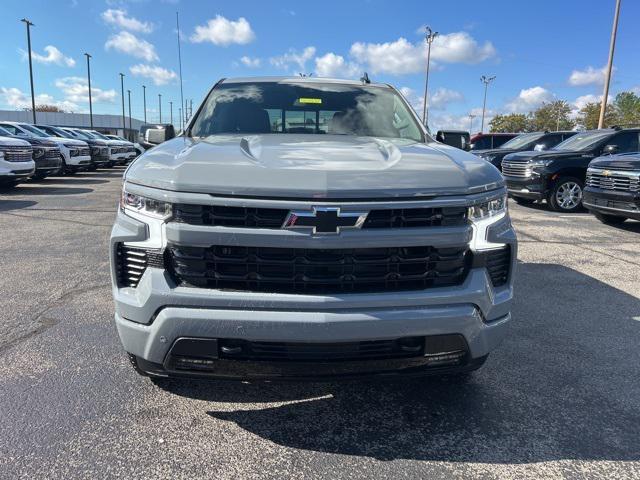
[0,124,61,179]
[583,152,640,224]
[473,131,576,169]
[502,128,640,212]
[37,125,111,170]
[469,132,518,151]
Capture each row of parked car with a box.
[0,121,145,188]
[467,128,640,225]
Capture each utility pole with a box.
[158,94,162,123]
[20,18,36,123]
[480,75,496,133]
[169,101,173,126]
[190,99,193,118]
[176,12,185,133]
[84,53,93,128]
[179,107,183,131]
[142,85,147,123]
[598,0,622,129]
[127,89,132,140]
[468,114,477,133]
[119,73,126,137]
[421,26,438,127]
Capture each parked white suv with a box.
[0,126,35,188]
[106,135,142,161]
[0,121,91,174]
[83,130,129,165]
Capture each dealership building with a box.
[0,110,145,140]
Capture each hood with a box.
[104,139,125,146]
[472,148,516,156]
[590,153,640,171]
[0,135,31,147]
[49,137,87,146]
[125,134,504,199]
[22,137,58,148]
[504,149,588,163]
[80,138,107,146]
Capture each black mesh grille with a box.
[167,244,471,294]
[172,204,468,229]
[485,246,511,287]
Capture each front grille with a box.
[115,244,164,288]
[2,145,33,162]
[172,204,468,229]
[502,161,532,178]
[79,147,90,156]
[167,244,471,294]
[44,148,60,159]
[586,169,640,192]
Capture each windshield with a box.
[190,81,425,142]
[20,124,49,137]
[500,133,545,150]
[89,131,109,140]
[553,131,612,151]
[0,126,13,136]
[45,126,73,138]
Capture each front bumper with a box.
[505,175,548,200]
[110,190,517,379]
[584,187,640,220]
[67,154,92,167]
[34,154,62,172]
[0,159,35,180]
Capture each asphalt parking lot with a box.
[0,171,639,480]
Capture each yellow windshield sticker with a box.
[298,98,322,104]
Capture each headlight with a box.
[120,189,172,220]
[469,194,507,222]
[530,159,553,169]
[63,143,78,149]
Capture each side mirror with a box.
[141,124,176,147]
[602,144,619,155]
[533,143,547,152]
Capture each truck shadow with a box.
[158,263,640,463]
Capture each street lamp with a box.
[142,85,147,123]
[599,0,622,129]
[158,93,162,123]
[84,53,93,128]
[169,101,173,126]
[119,73,126,137]
[20,18,36,123]
[127,89,132,141]
[480,75,496,133]
[468,114,477,133]
[421,26,438,127]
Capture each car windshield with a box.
[44,126,73,138]
[0,126,13,136]
[553,131,612,151]
[500,133,545,150]
[190,81,425,142]
[72,130,93,139]
[19,124,49,137]
[89,131,109,140]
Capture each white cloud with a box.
[129,64,178,85]
[239,56,261,68]
[430,87,464,110]
[54,77,118,103]
[190,16,255,46]
[568,66,608,86]
[270,46,316,72]
[101,9,154,33]
[0,86,79,112]
[314,53,360,78]
[105,31,158,61]
[28,45,76,67]
[505,86,555,113]
[350,32,496,75]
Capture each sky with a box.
[1,0,638,132]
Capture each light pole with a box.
[127,89,132,141]
[480,75,496,133]
[421,26,438,127]
[598,0,622,129]
[142,85,147,123]
[468,114,477,133]
[119,73,126,137]
[169,101,173,126]
[179,107,182,131]
[20,18,36,123]
[158,94,162,123]
[84,53,93,128]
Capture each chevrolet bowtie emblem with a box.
[283,207,368,234]
[602,170,611,176]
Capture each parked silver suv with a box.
[110,77,517,380]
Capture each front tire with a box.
[594,212,627,225]
[548,176,584,212]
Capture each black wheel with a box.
[547,176,584,212]
[512,197,535,206]
[594,212,627,225]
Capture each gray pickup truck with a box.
[110,77,517,381]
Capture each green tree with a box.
[612,91,640,127]
[576,102,618,130]
[489,113,530,133]
[529,101,575,131]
